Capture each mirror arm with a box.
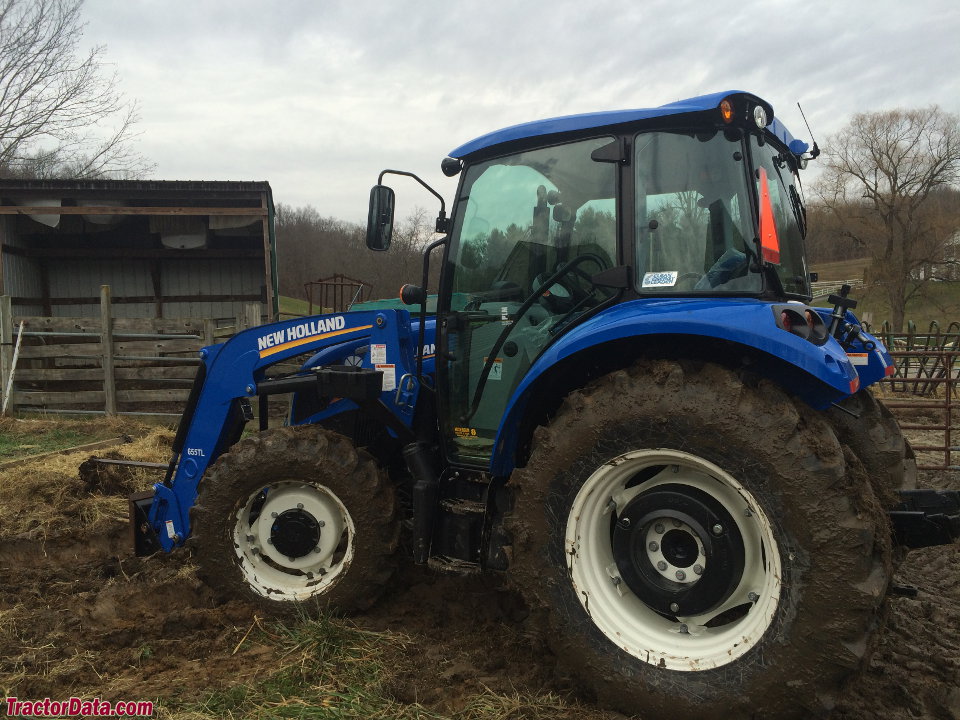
[377,169,448,230]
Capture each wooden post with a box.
[0,295,12,415]
[244,302,261,330]
[101,285,117,415]
[203,318,216,346]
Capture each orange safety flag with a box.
[758,167,781,265]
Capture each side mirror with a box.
[366,185,395,251]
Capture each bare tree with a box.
[0,0,152,178]
[815,107,960,330]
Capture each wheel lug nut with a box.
[267,538,273,545]
[654,523,665,534]
[672,519,682,528]
[679,623,689,634]
[693,564,703,576]
[271,512,278,519]
[669,602,680,613]
[648,541,659,552]
[297,503,304,509]
[612,576,622,586]
[657,561,668,571]
[246,535,254,542]
[712,524,723,536]
[619,517,631,528]
[675,570,686,581]
[313,546,322,553]
[748,591,759,603]
[251,547,259,555]
[318,520,326,528]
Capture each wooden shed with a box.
[0,180,277,417]
[0,179,278,321]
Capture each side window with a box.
[635,131,758,293]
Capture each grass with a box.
[0,416,121,461]
[159,614,587,720]
[810,258,870,282]
[280,295,321,318]
[162,614,437,720]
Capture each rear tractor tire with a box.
[191,425,399,615]
[827,388,918,504]
[507,360,890,720]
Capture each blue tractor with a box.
[130,91,959,719]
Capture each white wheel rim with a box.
[233,480,355,601]
[565,449,781,671]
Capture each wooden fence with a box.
[0,287,262,417]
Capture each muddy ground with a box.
[0,416,958,719]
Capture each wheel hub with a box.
[270,508,321,559]
[612,483,745,616]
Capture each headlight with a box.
[753,105,768,129]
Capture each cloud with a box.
[81,0,960,223]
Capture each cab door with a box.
[439,137,620,466]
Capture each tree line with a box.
[275,204,439,307]
[806,106,960,330]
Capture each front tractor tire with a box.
[191,425,398,615]
[508,361,890,720]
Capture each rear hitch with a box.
[890,489,960,549]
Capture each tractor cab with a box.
[370,91,817,466]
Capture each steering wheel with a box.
[673,272,703,291]
[462,253,608,423]
[535,253,608,314]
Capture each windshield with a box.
[750,136,810,297]
[443,136,619,463]
[635,131,760,293]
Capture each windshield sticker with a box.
[642,271,679,288]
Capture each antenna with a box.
[796,103,821,159]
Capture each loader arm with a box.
[138,309,419,552]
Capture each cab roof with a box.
[448,90,805,159]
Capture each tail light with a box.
[775,306,828,345]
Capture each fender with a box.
[488,298,885,476]
[810,307,894,388]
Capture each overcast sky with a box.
[81,0,960,225]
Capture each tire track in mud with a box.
[0,519,268,704]
[836,543,960,720]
